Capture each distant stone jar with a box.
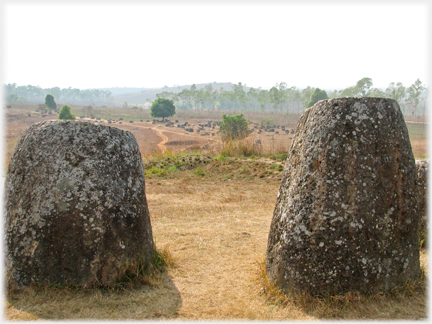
[5,120,155,287]
[266,98,420,296]
[416,159,428,248]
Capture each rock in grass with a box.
[5,120,154,287]
[416,159,428,248]
[266,97,420,296]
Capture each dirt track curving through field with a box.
[144,125,221,151]
[82,118,221,155]
[152,127,169,153]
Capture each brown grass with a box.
[5,175,427,320]
[256,253,427,320]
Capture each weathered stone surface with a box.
[267,97,420,296]
[416,159,428,248]
[5,120,154,287]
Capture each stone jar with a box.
[266,98,420,296]
[416,159,428,248]
[5,120,155,287]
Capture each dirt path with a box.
[142,124,221,152]
[82,118,220,154]
[152,127,169,153]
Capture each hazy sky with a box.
[2,1,430,90]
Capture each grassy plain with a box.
[3,103,428,320]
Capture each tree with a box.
[58,105,76,120]
[247,87,260,111]
[367,88,386,98]
[232,82,247,110]
[355,77,373,96]
[6,93,25,103]
[385,82,406,103]
[306,88,328,108]
[150,97,176,121]
[339,77,373,98]
[269,82,289,113]
[301,86,314,107]
[339,86,356,97]
[45,94,57,111]
[406,79,425,115]
[290,87,302,114]
[219,114,251,141]
[178,88,193,109]
[257,89,270,112]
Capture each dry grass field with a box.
[3,103,428,320]
[5,174,428,320]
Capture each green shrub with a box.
[219,114,251,141]
[45,94,57,111]
[58,105,76,120]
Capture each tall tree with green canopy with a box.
[269,82,289,113]
[306,88,328,108]
[58,105,76,120]
[301,86,314,107]
[406,79,425,115]
[340,77,373,97]
[232,82,247,109]
[219,114,251,141]
[257,89,270,112]
[385,82,406,103]
[367,88,386,98]
[177,88,193,109]
[355,77,373,96]
[150,97,176,121]
[45,94,57,111]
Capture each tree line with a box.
[3,83,113,105]
[156,78,427,116]
[4,78,427,116]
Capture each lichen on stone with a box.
[5,120,155,287]
[266,97,421,296]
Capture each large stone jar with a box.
[266,98,420,296]
[5,120,155,287]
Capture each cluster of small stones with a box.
[79,116,146,124]
[144,154,286,180]
[174,121,218,134]
[266,97,420,296]
[256,125,295,135]
[416,159,428,248]
[5,120,155,287]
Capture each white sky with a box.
[2,1,430,90]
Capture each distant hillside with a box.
[109,82,250,106]
[96,87,157,96]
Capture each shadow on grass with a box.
[6,271,182,320]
